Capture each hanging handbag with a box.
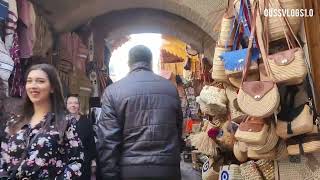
[202,156,219,180]
[286,125,320,155]
[198,85,228,115]
[259,0,307,85]
[235,116,269,145]
[225,85,246,123]
[248,122,279,154]
[212,46,231,82]
[220,0,260,77]
[237,2,280,118]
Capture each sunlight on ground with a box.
[109,33,162,82]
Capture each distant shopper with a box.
[0,64,84,179]
[96,45,183,180]
[66,94,96,180]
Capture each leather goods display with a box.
[235,116,269,145]
[237,2,280,118]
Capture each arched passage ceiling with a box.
[94,8,219,53]
[32,0,228,39]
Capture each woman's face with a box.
[26,69,53,105]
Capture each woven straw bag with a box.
[263,0,302,42]
[226,85,246,123]
[235,0,302,42]
[202,156,219,180]
[275,153,320,180]
[219,164,244,180]
[212,46,231,82]
[228,72,259,89]
[248,147,276,160]
[219,14,235,47]
[237,81,280,118]
[199,85,228,115]
[240,160,274,180]
[286,125,320,155]
[234,141,248,162]
[235,117,269,145]
[236,4,280,118]
[276,104,314,139]
[248,122,279,154]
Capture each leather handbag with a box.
[235,116,269,145]
[236,3,280,118]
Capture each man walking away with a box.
[96,45,183,180]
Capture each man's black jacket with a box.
[96,62,183,179]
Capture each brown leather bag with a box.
[235,116,269,145]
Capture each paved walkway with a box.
[180,161,202,180]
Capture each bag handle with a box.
[241,0,258,84]
[264,0,303,54]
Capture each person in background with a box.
[96,45,183,180]
[66,94,97,180]
[0,64,84,179]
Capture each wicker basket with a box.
[212,46,231,82]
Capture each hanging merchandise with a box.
[219,14,236,47]
[5,0,17,50]
[0,38,14,95]
[212,45,231,82]
[234,116,269,145]
[220,0,261,77]
[216,121,237,151]
[218,164,243,180]
[236,2,280,118]
[32,12,53,58]
[247,122,279,154]
[260,0,307,85]
[286,125,320,155]
[202,156,219,180]
[225,85,246,123]
[189,120,219,157]
[184,86,199,119]
[17,0,36,59]
[233,141,248,162]
[276,85,313,139]
[198,85,228,116]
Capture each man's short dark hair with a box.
[66,94,80,103]
[128,45,152,66]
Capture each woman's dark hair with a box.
[8,64,68,138]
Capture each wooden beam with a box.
[303,0,320,111]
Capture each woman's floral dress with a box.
[0,113,84,179]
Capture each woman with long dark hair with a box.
[0,64,84,179]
